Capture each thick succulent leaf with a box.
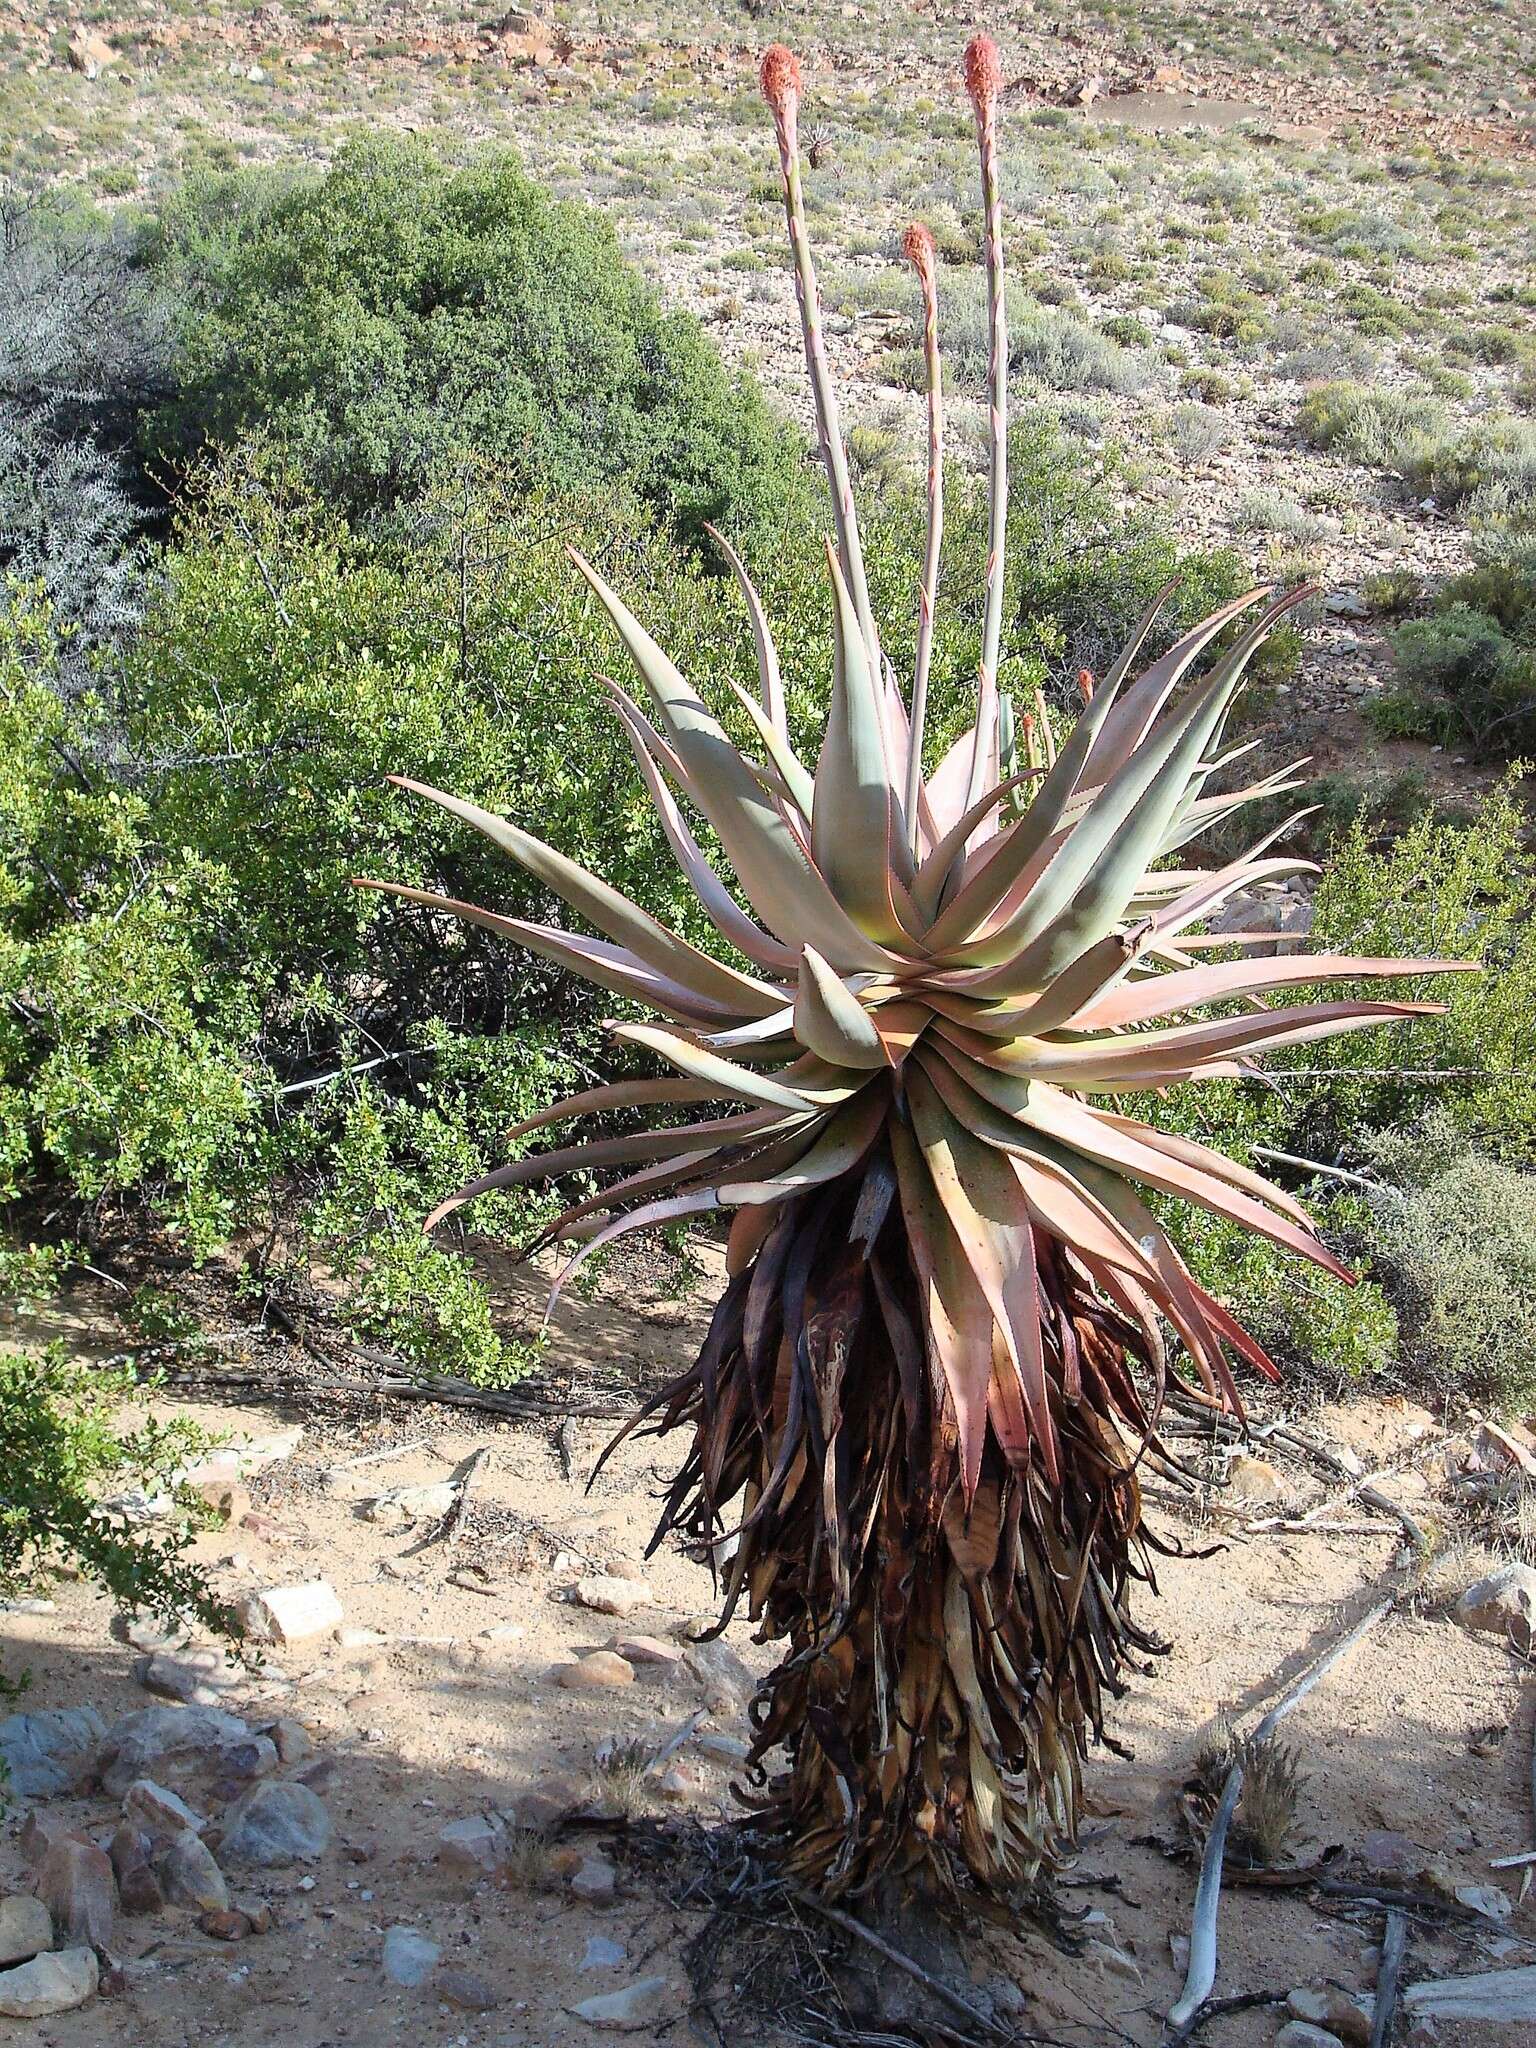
[716,1084,888,1203]
[705,521,787,738]
[546,1190,721,1317]
[911,768,1042,923]
[1149,854,1322,941]
[1073,953,1475,1031]
[569,548,904,971]
[387,776,784,1018]
[605,688,799,974]
[505,1077,717,1144]
[1090,1108,1316,1227]
[812,545,906,947]
[610,1020,817,1111]
[356,881,738,1024]
[795,947,889,1069]
[720,672,817,823]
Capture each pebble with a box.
[219,1779,332,1866]
[382,1924,441,1987]
[611,1635,684,1668]
[0,1893,54,1965]
[570,1852,617,1904]
[555,1651,635,1691]
[1454,1562,1536,1639]
[580,1935,627,1972]
[35,1837,115,1949]
[0,1946,99,2018]
[574,1575,653,1619]
[159,1829,230,1913]
[239,1580,345,1645]
[437,1966,499,2011]
[571,1976,672,2029]
[658,1763,703,1801]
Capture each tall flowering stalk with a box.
[963,33,1008,816]
[367,39,1468,1900]
[901,220,943,853]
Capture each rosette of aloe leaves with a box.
[363,37,1465,1900]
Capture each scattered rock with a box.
[66,27,118,77]
[680,1636,756,1712]
[555,1652,635,1691]
[1360,1829,1423,1876]
[574,1575,652,1619]
[438,1814,507,1875]
[694,1731,750,1764]
[504,1781,580,1832]
[0,1945,98,2018]
[186,1476,250,1524]
[658,1763,703,1800]
[1226,1453,1286,1502]
[0,1706,106,1799]
[1473,1422,1536,1481]
[108,1827,164,1915]
[1456,1883,1512,1922]
[122,1614,195,1653]
[336,1626,391,1651]
[183,1429,302,1483]
[138,1647,244,1707]
[570,1852,617,1904]
[1323,590,1370,619]
[264,1718,313,1765]
[239,1580,345,1645]
[1084,1938,1142,1983]
[611,1635,684,1668]
[1276,2025,1348,2048]
[159,1829,230,1913]
[218,1779,331,1866]
[199,1907,256,1940]
[1288,1986,1371,2045]
[382,1924,440,1987]
[0,1893,53,1965]
[581,1935,627,1971]
[34,1837,115,1948]
[1454,1562,1536,1640]
[98,1705,252,1798]
[437,1966,498,2010]
[571,1976,672,2029]
[124,1778,206,1835]
[363,1483,457,1529]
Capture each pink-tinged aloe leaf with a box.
[385,776,785,1018]
[604,689,799,974]
[1073,953,1476,1032]
[704,522,787,739]
[1149,855,1322,941]
[701,1005,797,1050]
[505,1076,717,1144]
[794,946,889,1069]
[924,725,981,838]
[1090,1108,1316,1228]
[929,921,1154,1037]
[890,1111,992,1504]
[911,767,1044,924]
[718,671,817,823]
[812,544,907,948]
[354,881,738,1025]
[717,1083,888,1204]
[1183,1279,1284,1383]
[545,1190,721,1323]
[569,548,905,972]
[543,1118,820,1241]
[905,1064,1059,1484]
[609,1020,816,1112]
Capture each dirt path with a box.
[2,1263,1531,2046]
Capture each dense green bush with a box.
[143,141,816,555]
[1365,538,1536,755]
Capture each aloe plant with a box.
[366,38,1466,1898]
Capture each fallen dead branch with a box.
[782,1885,1007,2042]
[1165,1594,1396,2031]
[1368,1908,1407,2048]
[1403,1961,1536,2024]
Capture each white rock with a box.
[363,1483,456,1529]
[181,1429,302,1484]
[0,1945,98,2017]
[139,1646,244,1706]
[382,1924,440,1987]
[1454,1562,1536,1639]
[0,1893,53,1965]
[240,1580,345,1644]
[574,1575,652,1618]
[125,1778,207,1835]
[437,1814,506,1874]
[572,1977,672,2029]
[580,1935,627,1971]
[336,1626,390,1651]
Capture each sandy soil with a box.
[2,1262,1532,2047]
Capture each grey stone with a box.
[1275,2025,1347,2048]
[574,1575,652,1618]
[0,1946,98,2018]
[437,1966,498,2010]
[159,1829,229,1913]
[0,1893,53,1965]
[98,1705,251,1797]
[580,1935,627,1972]
[437,1814,506,1874]
[139,1647,244,1707]
[34,1837,114,1948]
[382,1924,440,1987]
[364,1484,456,1529]
[124,1777,206,1835]
[0,1706,106,1799]
[1360,1829,1423,1876]
[218,1779,330,1866]
[570,1852,616,1904]
[681,1638,756,1712]
[1287,1987,1370,2046]
[571,1977,672,2028]
[1454,1562,1536,1640]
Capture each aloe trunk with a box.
[366,36,1468,1901]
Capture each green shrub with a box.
[143,140,815,554]
[1299,381,1536,519]
[1367,541,1536,755]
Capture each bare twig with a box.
[782,1885,1004,2041]
[1369,1908,1408,2048]
[333,1437,431,1472]
[440,1445,492,1551]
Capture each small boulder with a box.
[1287,1986,1371,2046]
[0,1705,106,1799]
[239,1580,344,1645]
[571,1976,672,2029]
[364,1483,457,1529]
[108,1826,164,1915]
[581,1935,627,1972]
[574,1575,652,1619]
[1454,1562,1536,1640]
[682,1637,756,1712]
[199,1907,255,1941]
[66,27,117,77]
[611,1635,684,1668]
[218,1779,331,1866]
[1360,1829,1423,1876]
[570,1852,616,1904]
[0,1945,98,2018]
[438,1814,506,1875]
[138,1647,244,1707]
[98,1704,252,1797]
[0,1893,53,1964]
[1275,2025,1348,2048]
[125,1777,206,1835]
[34,1837,115,1949]
[438,1966,498,2011]
[554,1652,634,1691]
[382,1924,440,1987]
[159,1829,229,1913]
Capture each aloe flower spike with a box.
[962,32,1008,817]
[760,44,882,681]
[902,221,944,854]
